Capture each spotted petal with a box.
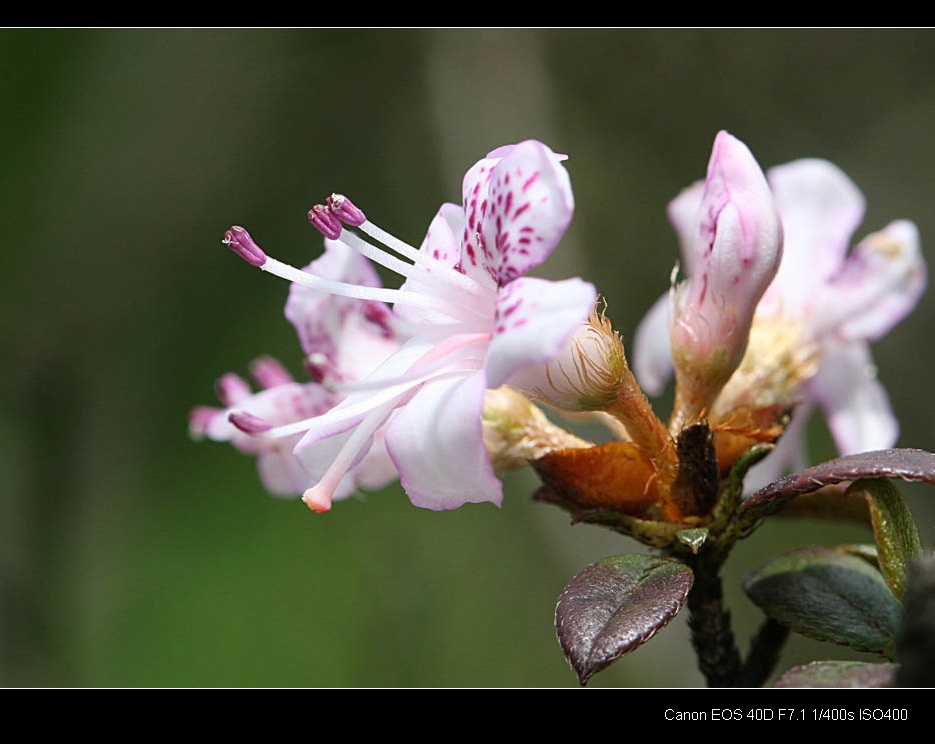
[486,276,598,389]
[460,139,574,286]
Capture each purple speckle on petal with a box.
[513,202,530,220]
[502,299,522,317]
[522,172,540,192]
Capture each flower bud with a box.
[669,131,783,427]
[508,304,626,412]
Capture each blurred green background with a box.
[2,28,934,688]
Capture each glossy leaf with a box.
[743,546,902,657]
[772,660,897,688]
[555,554,694,685]
[740,448,935,526]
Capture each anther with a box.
[229,410,274,434]
[327,193,366,226]
[308,203,343,240]
[223,226,267,267]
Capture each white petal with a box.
[485,276,597,389]
[385,372,502,510]
[257,444,314,497]
[816,220,927,341]
[810,340,898,455]
[667,181,703,275]
[632,292,674,396]
[461,140,574,286]
[763,158,866,314]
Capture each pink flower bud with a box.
[669,131,783,426]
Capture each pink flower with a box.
[634,139,926,486]
[224,140,597,513]
[189,240,402,500]
[634,131,783,428]
[748,159,926,484]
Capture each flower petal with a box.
[816,220,927,342]
[257,444,314,497]
[810,340,898,455]
[486,276,598,389]
[461,139,574,286]
[632,292,675,396]
[666,181,703,275]
[395,204,481,326]
[763,158,866,315]
[385,371,502,510]
[284,238,398,381]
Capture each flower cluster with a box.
[192,132,926,529]
[192,140,597,513]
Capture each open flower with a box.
[634,144,927,487]
[742,160,926,484]
[189,239,402,500]
[225,140,597,513]
[188,356,337,497]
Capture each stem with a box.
[741,618,789,686]
[686,558,742,687]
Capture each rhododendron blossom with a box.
[634,145,927,487]
[217,140,597,513]
[189,240,402,499]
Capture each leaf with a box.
[740,448,935,526]
[772,660,897,688]
[743,547,902,658]
[849,478,923,602]
[555,554,694,685]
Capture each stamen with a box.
[358,218,493,298]
[337,229,493,318]
[308,204,342,240]
[301,399,398,514]
[260,255,467,318]
[321,333,486,408]
[223,226,266,267]
[318,193,494,300]
[327,193,366,226]
[229,410,273,434]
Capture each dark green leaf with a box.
[740,448,935,526]
[772,660,897,688]
[743,547,902,657]
[850,478,923,601]
[555,554,694,685]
